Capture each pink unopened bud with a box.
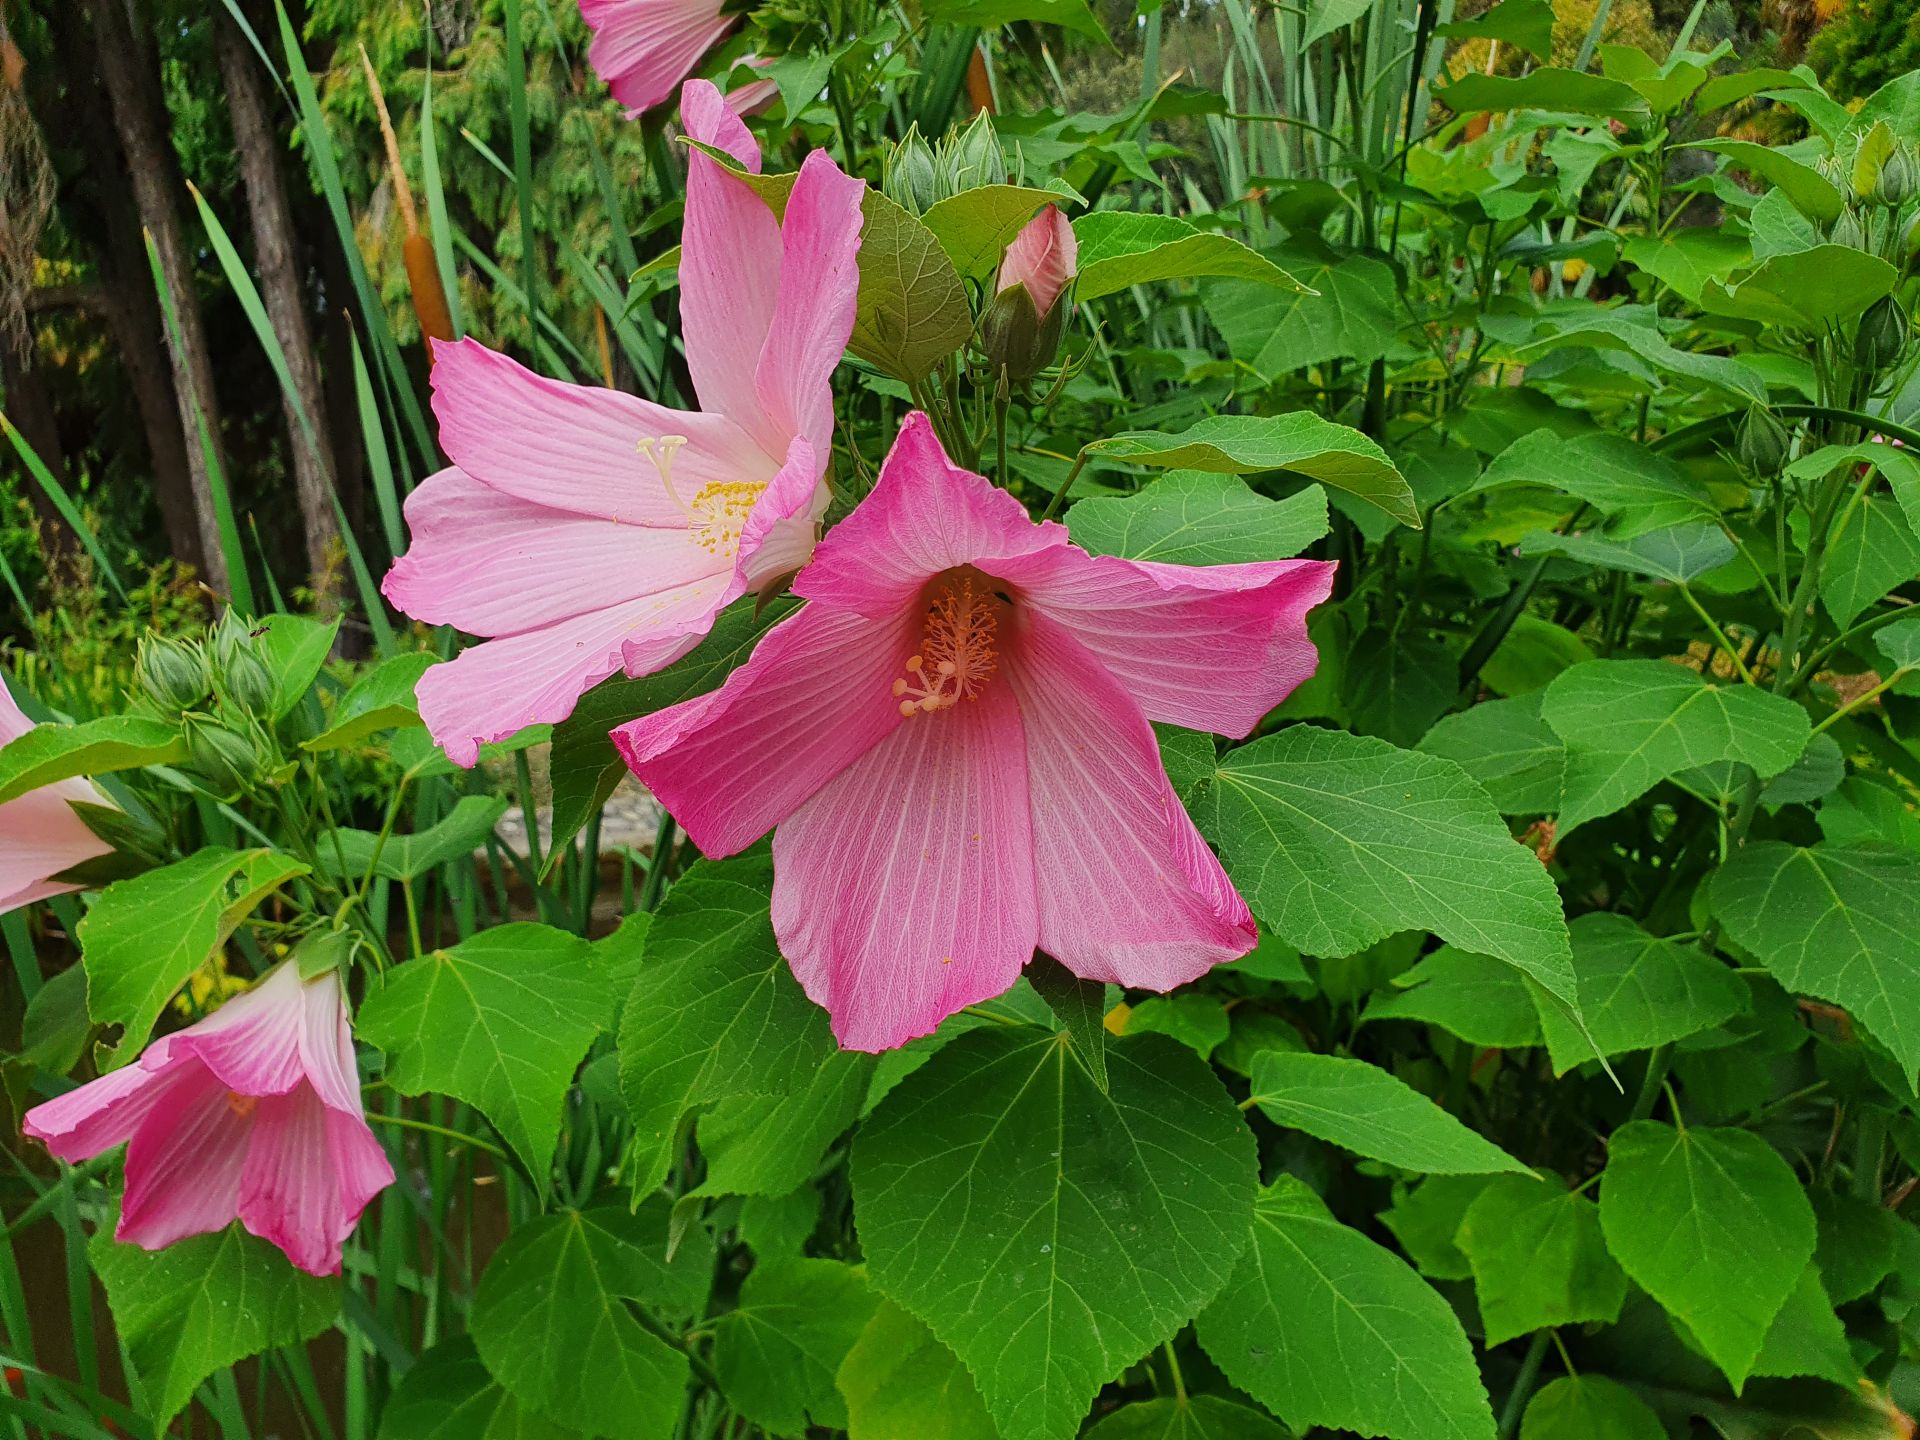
[996,205,1077,318]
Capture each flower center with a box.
[893,573,1004,717]
[226,1091,258,1119]
[689,480,768,557]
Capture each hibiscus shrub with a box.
[8,7,1920,1440]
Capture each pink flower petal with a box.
[417,574,730,768]
[795,412,1068,617]
[680,80,784,453]
[771,680,1037,1050]
[989,547,1337,737]
[22,1046,181,1161]
[615,603,915,856]
[238,1085,393,1276]
[428,337,773,524]
[997,204,1077,316]
[117,1063,249,1252]
[752,148,866,463]
[581,0,735,116]
[383,466,719,637]
[0,675,32,743]
[0,785,111,917]
[735,438,829,595]
[1002,609,1256,989]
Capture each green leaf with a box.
[1204,241,1397,380]
[1246,1051,1528,1174]
[355,924,611,1182]
[1597,1120,1817,1388]
[835,1300,998,1440]
[1456,1175,1628,1347]
[1691,140,1845,222]
[853,1028,1257,1440]
[1199,727,1579,1015]
[1703,245,1899,329]
[1876,615,1920,672]
[16,962,91,1074]
[0,715,187,805]
[1500,307,1769,405]
[1067,472,1329,565]
[91,1216,339,1433]
[1083,1395,1295,1439]
[712,1259,878,1435]
[1519,1376,1664,1440]
[1822,495,1920,628]
[920,185,1059,279]
[850,189,976,382]
[469,1204,713,1437]
[1710,842,1920,1084]
[1346,631,1458,747]
[315,794,506,884]
[1382,1175,1489,1282]
[1087,413,1416,527]
[1073,212,1307,302]
[305,652,435,752]
[1482,616,1595,698]
[1517,523,1738,585]
[81,848,310,1065]
[619,856,842,1194]
[377,1337,586,1440]
[251,612,340,720]
[1418,693,1566,816]
[1749,1264,1858,1387]
[689,1049,874,1201]
[1540,660,1811,834]
[1196,1177,1495,1440]
[1361,945,1545,1048]
[1302,0,1373,43]
[1621,230,1751,306]
[1820,778,1920,852]
[1535,914,1749,1074]
[1027,951,1110,1089]
[921,0,1105,39]
[1123,992,1231,1060]
[548,597,795,857]
[1435,0,1555,59]
[1472,432,1715,537]
[1812,1190,1903,1303]
[1437,69,1650,123]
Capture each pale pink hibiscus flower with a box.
[383,80,864,766]
[615,414,1337,1051]
[581,0,775,117]
[23,962,393,1277]
[0,676,113,915]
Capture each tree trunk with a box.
[216,8,343,605]
[43,1,205,579]
[0,338,81,581]
[87,0,232,595]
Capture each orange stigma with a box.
[893,573,1003,716]
[226,1091,258,1119]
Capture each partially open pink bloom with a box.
[615,414,1336,1051]
[580,0,760,117]
[997,204,1077,317]
[0,677,112,916]
[383,80,864,766]
[723,55,780,117]
[23,962,392,1277]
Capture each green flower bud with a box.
[1876,148,1914,208]
[884,124,940,215]
[1735,405,1791,477]
[1855,294,1910,373]
[222,649,276,718]
[186,719,259,793]
[137,635,209,714]
[212,608,255,670]
[979,282,1067,386]
[945,110,1005,193]
[1828,208,1867,251]
[1902,211,1920,264]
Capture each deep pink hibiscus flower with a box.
[615,414,1336,1051]
[0,676,112,915]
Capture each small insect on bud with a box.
[136,635,209,714]
[883,124,940,215]
[1855,295,1910,374]
[1735,405,1792,477]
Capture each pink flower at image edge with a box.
[579,0,774,116]
[616,413,1336,1052]
[23,962,393,1277]
[0,676,112,915]
[381,79,864,766]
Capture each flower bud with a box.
[186,719,259,793]
[212,608,255,671]
[1856,295,1910,373]
[137,635,209,714]
[1902,211,1920,265]
[221,649,276,719]
[980,281,1068,386]
[945,110,1005,192]
[1828,208,1866,251]
[996,204,1077,319]
[1876,148,1913,208]
[884,123,940,215]
[1735,405,1791,477]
